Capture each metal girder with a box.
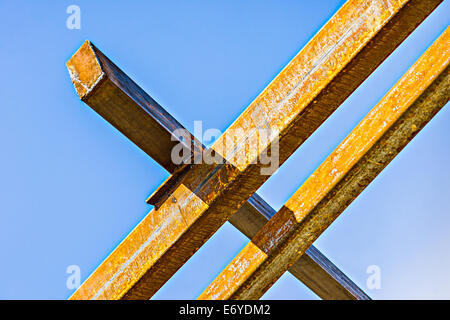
[199,28,450,300]
[229,195,370,299]
[67,40,369,300]
[68,0,442,300]
[66,41,192,174]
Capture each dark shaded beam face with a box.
[229,195,370,300]
[66,40,201,173]
[199,28,450,300]
[66,41,368,300]
[69,0,441,300]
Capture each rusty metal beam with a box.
[66,41,197,174]
[66,40,369,300]
[68,0,442,300]
[230,195,370,299]
[199,28,450,300]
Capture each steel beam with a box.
[230,195,370,299]
[67,40,369,300]
[199,28,450,300]
[68,0,442,300]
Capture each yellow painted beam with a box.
[69,0,442,299]
[67,40,369,300]
[199,28,450,300]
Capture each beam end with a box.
[66,40,104,100]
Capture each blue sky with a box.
[0,1,449,299]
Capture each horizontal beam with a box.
[67,40,368,299]
[199,28,450,300]
[69,0,441,300]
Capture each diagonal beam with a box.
[199,28,450,300]
[68,0,442,300]
[66,40,194,174]
[230,195,369,299]
[67,40,368,300]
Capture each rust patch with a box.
[66,40,104,99]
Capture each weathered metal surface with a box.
[199,28,450,300]
[67,40,369,299]
[231,195,370,299]
[66,40,200,173]
[69,0,441,300]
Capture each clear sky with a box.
[0,1,449,299]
